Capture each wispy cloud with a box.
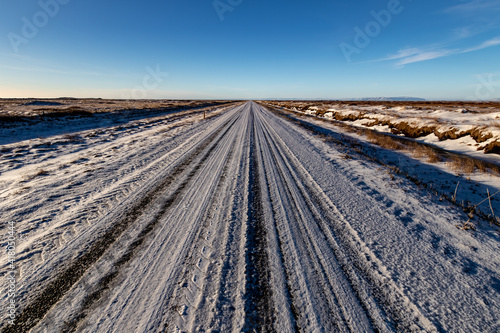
[452,26,475,39]
[444,0,500,38]
[395,50,455,67]
[460,36,500,52]
[444,0,500,13]
[382,48,424,61]
[378,37,500,67]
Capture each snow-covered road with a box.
[2,102,499,332]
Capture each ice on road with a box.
[2,102,499,332]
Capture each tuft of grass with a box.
[389,121,436,138]
[483,140,500,154]
[456,219,476,231]
[475,159,488,173]
[448,155,475,174]
[425,148,441,163]
[342,153,351,160]
[410,144,441,163]
[470,127,493,143]
[63,134,82,143]
[365,130,401,150]
[22,169,49,182]
[35,169,49,176]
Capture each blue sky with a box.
[1,0,499,100]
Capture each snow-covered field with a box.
[1,102,499,332]
[265,100,500,164]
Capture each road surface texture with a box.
[2,102,499,332]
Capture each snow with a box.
[1,102,499,332]
[269,101,500,165]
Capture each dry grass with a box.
[389,121,436,138]
[483,140,500,154]
[269,101,499,147]
[427,150,441,163]
[456,219,476,231]
[0,115,24,123]
[266,99,500,110]
[410,144,442,163]
[365,130,401,150]
[445,153,500,175]
[470,127,493,143]
[263,101,500,177]
[0,99,236,122]
[63,134,83,143]
[11,186,31,196]
[475,159,488,173]
[35,107,93,117]
[448,155,476,174]
[22,169,49,182]
[364,129,443,164]
[262,102,500,229]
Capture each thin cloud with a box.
[444,0,500,13]
[452,26,475,39]
[395,50,454,67]
[460,36,500,52]
[383,48,422,61]
[379,37,500,67]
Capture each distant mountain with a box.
[256,97,428,102]
[352,97,426,102]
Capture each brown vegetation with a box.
[483,140,500,154]
[365,130,401,150]
[261,102,500,176]
[36,107,93,117]
[268,99,500,110]
[267,101,499,156]
[0,99,236,124]
[410,143,441,163]
[389,121,436,138]
[448,155,476,174]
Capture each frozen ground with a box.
[260,102,500,225]
[1,102,499,332]
[265,100,500,164]
[0,99,231,145]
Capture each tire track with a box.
[160,110,244,332]
[75,105,248,332]
[255,103,438,332]
[5,102,445,332]
[241,111,275,333]
[257,108,377,332]
[200,109,253,332]
[5,108,242,333]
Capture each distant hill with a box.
[352,97,426,102]
[257,97,427,101]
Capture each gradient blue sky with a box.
[1,0,499,100]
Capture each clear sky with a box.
[1,0,499,100]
